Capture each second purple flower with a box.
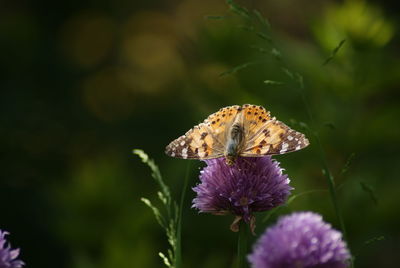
[0,230,24,268]
[192,156,292,232]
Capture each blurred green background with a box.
[1,0,399,267]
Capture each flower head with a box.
[0,230,24,268]
[192,156,292,232]
[248,212,351,268]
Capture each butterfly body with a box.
[166,104,309,164]
[224,122,245,165]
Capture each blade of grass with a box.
[133,149,171,214]
[226,0,251,20]
[253,9,270,28]
[264,80,284,85]
[360,181,378,205]
[322,39,346,66]
[219,61,260,77]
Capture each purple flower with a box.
[248,212,351,268]
[192,156,292,232]
[0,230,24,268]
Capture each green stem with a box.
[295,79,348,239]
[314,135,347,238]
[175,161,191,268]
[237,220,248,268]
[298,85,353,267]
[314,134,354,268]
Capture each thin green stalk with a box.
[222,2,352,265]
[297,86,353,267]
[175,161,191,268]
[314,135,347,237]
[297,88,348,240]
[237,220,248,268]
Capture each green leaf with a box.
[219,61,259,77]
[141,197,166,228]
[271,48,282,60]
[282,67,294,79]
[360,181,378,205]
[159,252,172,267]
[134,149,182,268]
[226,0,251,20]
[250,45,268,53]
[322,39,346,66]
[253,9,270,28]
[295,73,304,89]
[261,205,282,223]
[264,80,284,85]
[133,149,171,205]
[167,249,174,265]
[340,153,355,175]
[256,32,272,42]
[158,191,167,205]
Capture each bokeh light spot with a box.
[60,11,115,68]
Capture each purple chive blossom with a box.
[192,156,292,232]
[248,212,351,268]
[0,230,24,268]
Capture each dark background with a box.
[1,0,399,267]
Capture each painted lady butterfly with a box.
[165,104,309,165]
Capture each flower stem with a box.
[298,84,353,268]
[237,220,248,268]
[175,161,191,268]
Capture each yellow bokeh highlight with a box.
[175,0,226,39]
[120,11,184,94]
[82,67,136,122]
[313,0,394,52]
[60,11,115,68]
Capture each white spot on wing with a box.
[295,145,301,150]
[180,141,185,146]
[280,142,289,153]
[171,152,175,157]
[198,151,205,158]
[287,135,293,141]
[181,148,188,159]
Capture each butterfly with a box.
[165,104,309,165]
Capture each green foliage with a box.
[224,2,354,265]
[261,189,327,223]
[2,0,399,267]
[263,80,284,86]
[219,61,260,77]
[359,181,378,205]
[322,39,346,66]
[133,149,181,268]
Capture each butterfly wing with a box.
[241,115,309,156]
[239,104,272,138]
[165,105,241,160]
